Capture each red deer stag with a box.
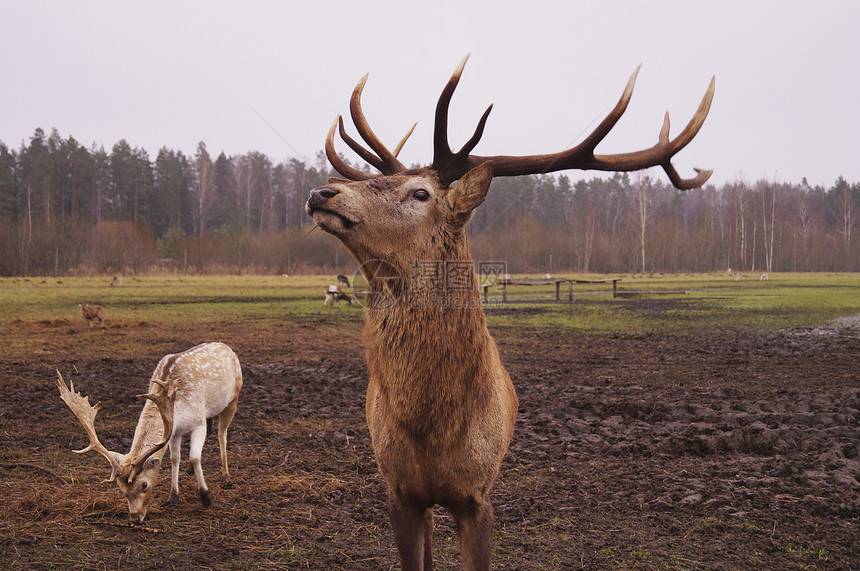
[56,342,243,524]
[306,55,713,570]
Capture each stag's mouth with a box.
[310,208,358,233]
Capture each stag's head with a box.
[56,372,174,524]
[307,55,714,276]
[307,163,494,276]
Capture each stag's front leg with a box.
[188,424,212,506]
[452,496,494,571]
[388,487,433,571]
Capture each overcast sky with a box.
[2,1,858,189]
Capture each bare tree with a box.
[633,175,652,273]
[758,181,779,273]
[727,182,751,270]
[193,142,215,236]
[793,184,814,271]
[832,177,856,267]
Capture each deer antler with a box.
[326,55,714,190]
[431,55,715,189]
[325,74,418,181]
[56,371,123,482]
[125,377,176,483]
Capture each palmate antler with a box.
[125,377,176,483]
[56,370,177,484]
[326,55,715,190]
[56,371,123,482]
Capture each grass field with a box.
[1,272,858,569]
[3,272,858,334]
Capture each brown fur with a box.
[307,162,517,570]
[309,54,712,568]
[79,304,105,327]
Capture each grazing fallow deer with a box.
[306,55,713,570]
[56,342,243,524]
[79,303,105,327]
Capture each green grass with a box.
[483,272,860,335]
[0,274,361,325]
[1,273,858,337]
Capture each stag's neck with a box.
[363,243,493,400]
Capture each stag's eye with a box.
[412,189,430,202]
[140,481,148,491]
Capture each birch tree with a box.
[633,176,652,273]
[193,142,215,236]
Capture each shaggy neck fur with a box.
[363,231,496,447]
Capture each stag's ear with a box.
[447,161,494,226]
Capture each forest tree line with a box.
[1,128,858,276]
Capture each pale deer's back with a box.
[151,343,242,432]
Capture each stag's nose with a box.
[307,187,340,213]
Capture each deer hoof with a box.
[200,488,213,507]
[163,491,180,508]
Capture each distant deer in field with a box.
[324,285,355,306]
[337,274,351,288]
[306,55,713,570]
[759,272,769,280]
[110,276,123,287]
[56,342,243,524]
[79,303,105,327]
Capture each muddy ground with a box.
[1,300,859,569]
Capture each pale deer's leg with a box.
[452,496,494,571]
[167,434,183,506]
[188,424,212,506]
[186,417,212,476]
[217,398,239,488]
[388,488,433,571]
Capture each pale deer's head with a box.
[307,55,714,282]
[116,453,163,524]
[57,372,175,524]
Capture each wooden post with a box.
[613,279,618,298]
[568,280,573,301]
[555,280,561,301]
[502,281,507,303]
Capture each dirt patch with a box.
[1,309,858,569]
